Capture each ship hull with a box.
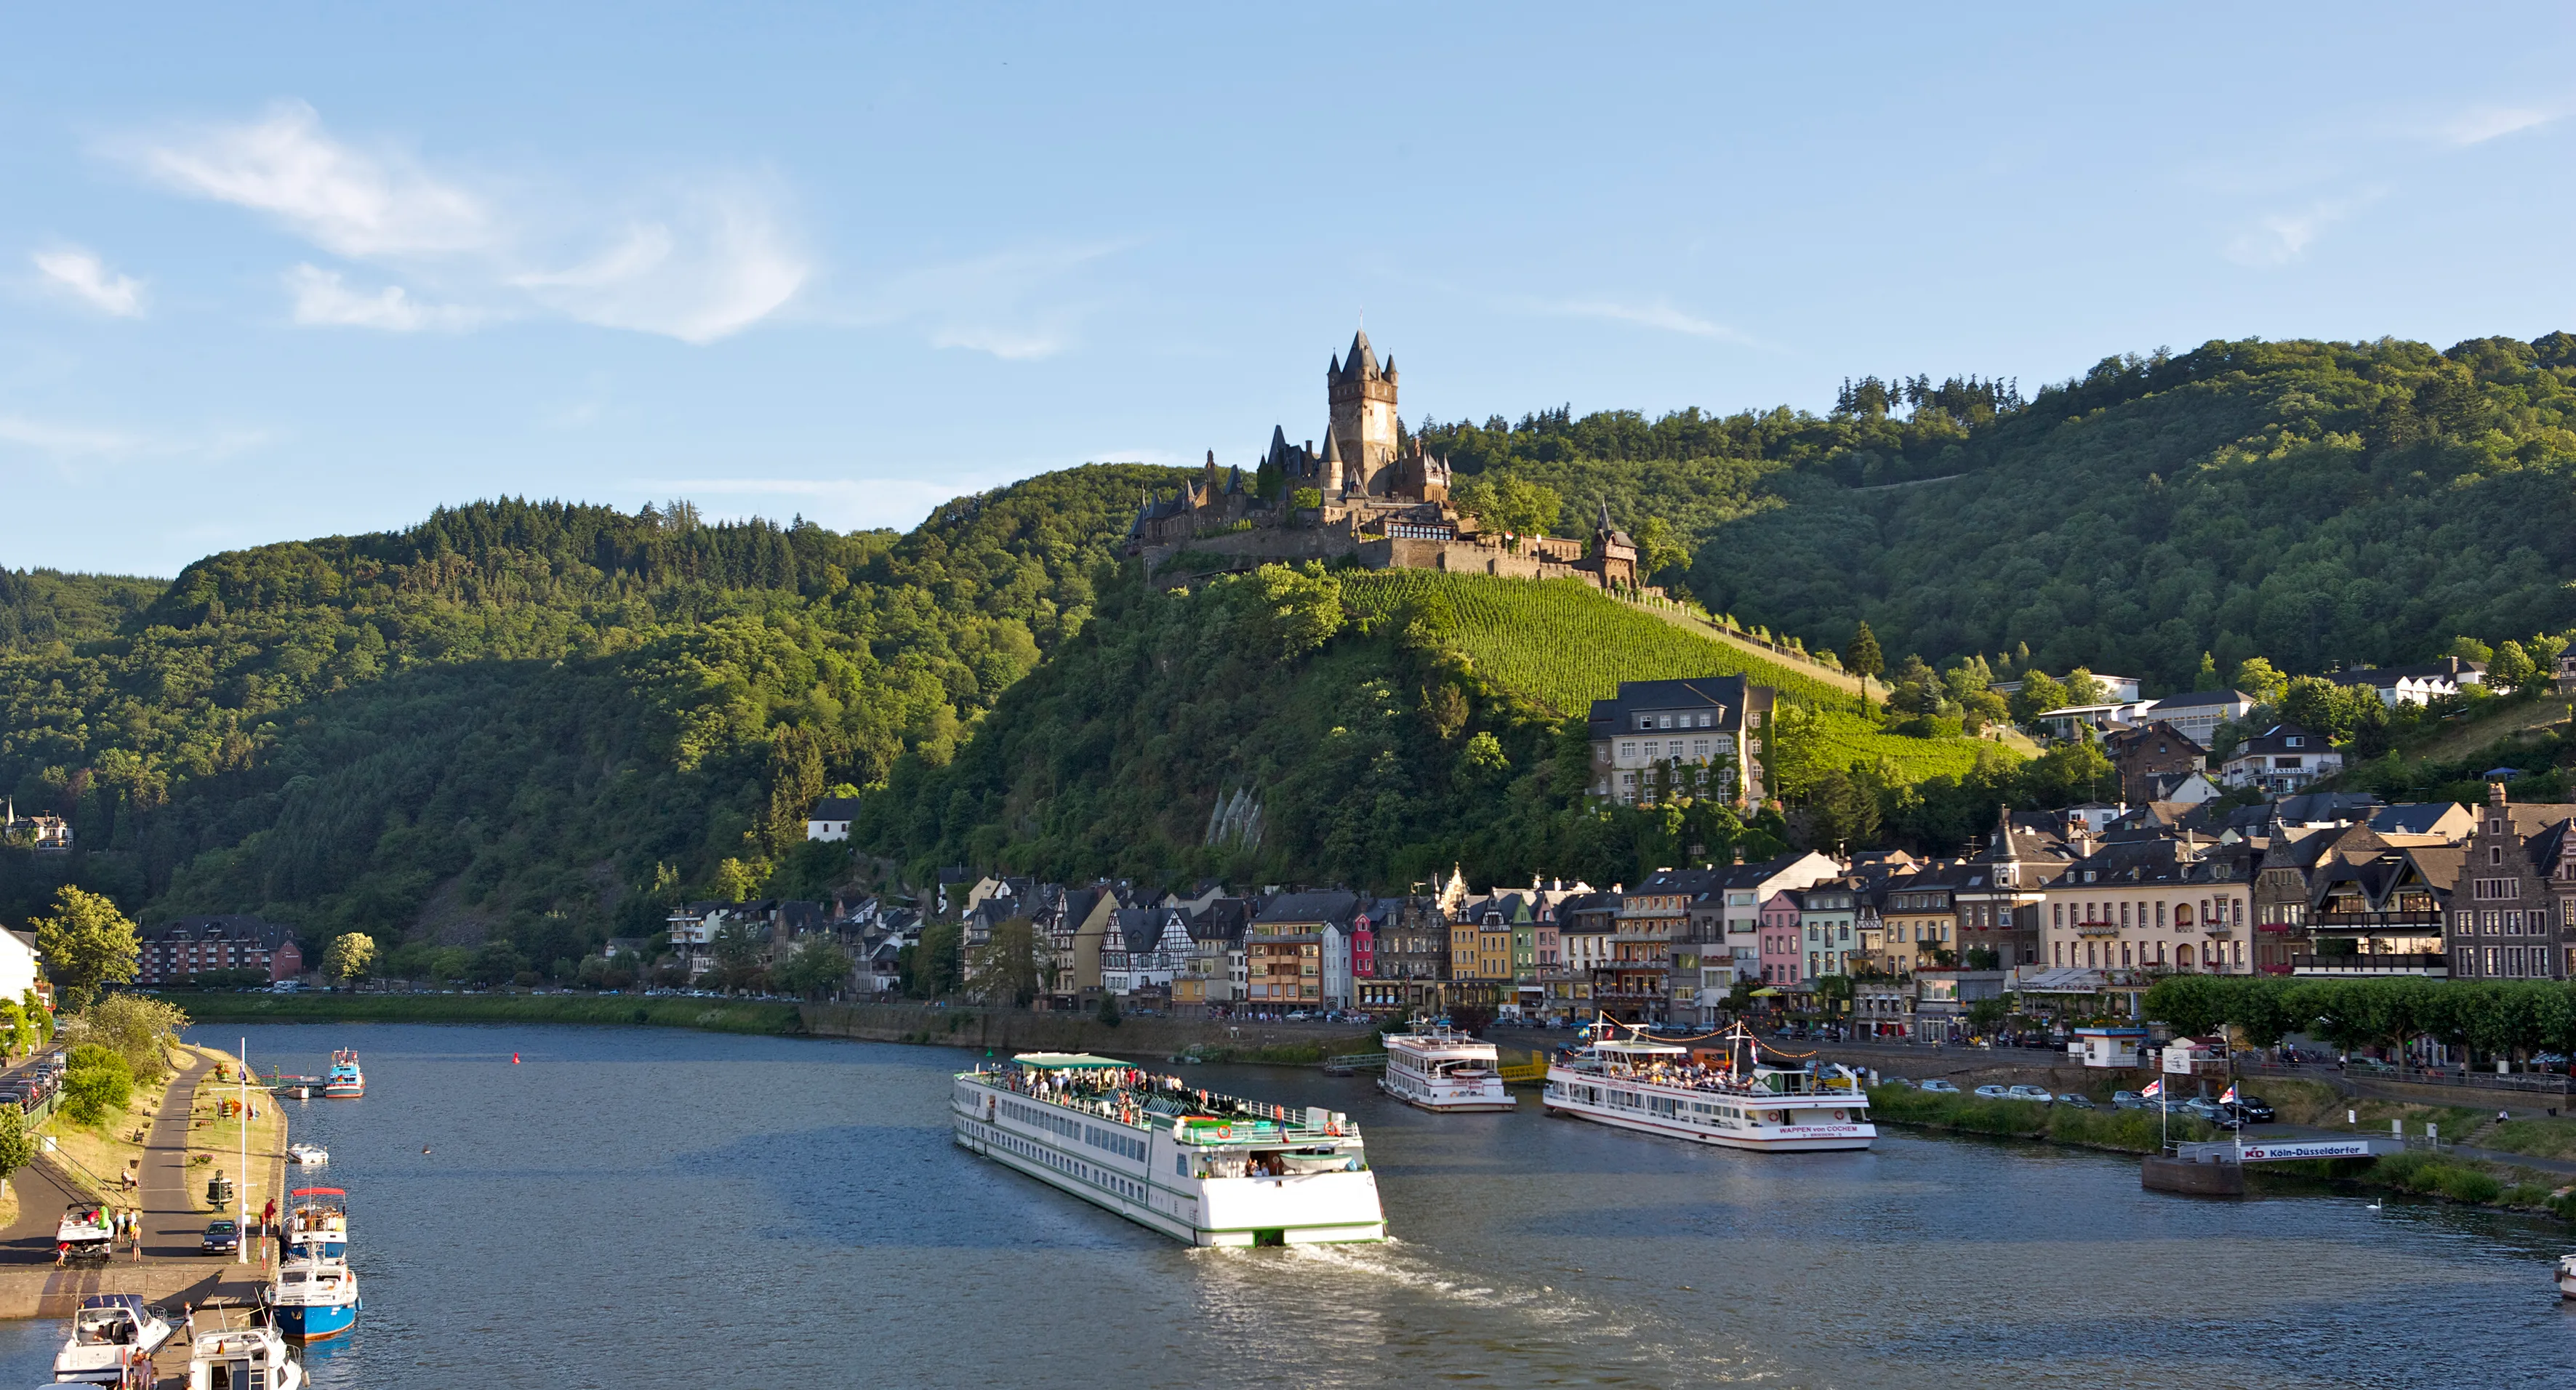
[1378,1071,1514,1112]
[1543,1067,1874,1152]
[273,1298,357,1342]
[952,1079,1384,1247]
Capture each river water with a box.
[0,1023,2566,1388]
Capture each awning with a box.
[1749,987,1782,997]
[2012,968,2106,994]
[1013,1053,1133,1069]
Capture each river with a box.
[0,1023,2567,1388]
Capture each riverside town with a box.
[14,9,2576,1382]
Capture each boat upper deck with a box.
[1554,1047,1864,1100]
[961,1053,1360,1147]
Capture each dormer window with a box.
[2285,736,2303,748]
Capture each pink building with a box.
[1758,890,1803,988]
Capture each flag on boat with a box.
[2220,1084,2239,1104]
[2140,1079,2162,1098]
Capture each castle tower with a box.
[1328,329,1400,497]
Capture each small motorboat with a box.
[287,1143,329,1166]
[2558,1253,2576,1298]
[266,1251,359,1342]
[321,1049,364,1100]
[54,1294,172,1383]
[284,1188,349,1260]
[187,1320,305,1390]
[55,1202,112,1265]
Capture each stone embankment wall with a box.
[799,1003,1378,1060]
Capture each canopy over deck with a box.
[1011,1053,1133,1070]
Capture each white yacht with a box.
[953,1053,1384,1247]
[2557,1253,2576,1298]
[187,1321,304,1390]
[54,1295,171,1384]
[1544,1019,1874,1152]
[1379,1022,1514,1112]
[286,1143,329,1167]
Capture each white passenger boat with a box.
[1379,1022,1514,1112]
[2557,1252,2576,1298]
[952,1052,1385,1248]
[54,1294,171,1384]
[186,1321,304,1390]
[1544,1019,1874,1152]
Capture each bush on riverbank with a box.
[174,992,804,1035]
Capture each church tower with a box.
[1327,329,1400,497]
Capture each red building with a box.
[137,917,304,984]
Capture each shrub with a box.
[63,995,190,1082]
[2436,1167,2503,1204]
[60,1045,134,1126]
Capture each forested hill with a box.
[0,465,1175,973]
[1428,332,2576,692]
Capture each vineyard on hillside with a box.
[1338,571,2001,784]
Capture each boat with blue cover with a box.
[321,1048,364,1099]
[265,1252,359,1342]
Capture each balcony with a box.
[2312,911,2444,931]
[2074,921,2122,938]
[2290,952,2449,977]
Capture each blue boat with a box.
[268,1253,359,1341]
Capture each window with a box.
[1658,715,1672,729]
[2492,847,2506,866]
[2156,902,2167,928]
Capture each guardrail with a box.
[2237,1058,2573,1095]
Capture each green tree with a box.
[33,886,138,1010]
[1847,622,1884,695]
[0,1106,35,1192]
[771,936,855,1000]
[1632,516,1690,577]
[2230,656,2287,707]
[2194,652,2220,690]
[2008,671,2068,726]
[963,917,1049,1007]
[322,932,376,984]
[1233,563,1344,659]
[710,920,766,993]
[1096,992,1123,1027]
[68,993,188,1082]
[2448,635,2495,664]
[905,919,961,999]
[763,724,827,856]
[2489,639,2540,694]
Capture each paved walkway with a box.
[143,1050,218,1261]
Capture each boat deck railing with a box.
[964,1066,1359,1143]
[1552,1059,1864,1099]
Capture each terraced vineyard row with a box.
[1338,571,1999,784]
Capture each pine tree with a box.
[1848,621,1884,701]
[2195,651,2219,691]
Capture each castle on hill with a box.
[1128,330,1653,595]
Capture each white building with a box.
[2220,723,2346,796]
[2324,659,2484,707]
[804,795,861,842]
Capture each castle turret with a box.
[1328,328,1400,496]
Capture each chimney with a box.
[2489,779,2510,808]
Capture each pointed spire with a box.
[1320,431,1341,462]
[1597,497,1615,534]
[1345,329,1378,379]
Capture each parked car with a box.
[1973,1084,2010,1099]
[2005,1085,2055,1102]
[201,1219,239,1256]
[2055,1093,2096,1109]
[2222,1096,2276,1125]
[1879,1076,1917,1088]
[2111,1090,2145,1109]
[1919,1078,1960,1093]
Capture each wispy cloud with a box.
[2223,189,2386,267]
[127,102,491,258]
[31,247,146,317]
[1505,294,1754,344]
[113,101,808,343]
[2437,104,2557,147]
[286,264,481,332]
[0,414,143,456]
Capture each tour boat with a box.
[55,1202,113,1264]
[1544,1019,1875,1152]
[952,1052,1385,1247]
[2558,1253,2576,1298]
[287,1142,329,1166]
[321,1049,364,1099]
[1379,1021,1515,1112]
[55,1294,172,1384]
[284,1188,349,1260]
[187,1321,305,1390]
[266,1252,359,1342]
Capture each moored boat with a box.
[284,1188,349,1260]
[287,1142,329,1167]
[55,1202,112,1264]
[54,1294,171,1384]
[952,1052,1384,1248]
[1379,1021,1515,1112]
[187,1320,305,1390]
[1544,1018,1874,1152]
[2558,1253,2576,1298]
[321,1049,364,1099]
[266,1252,359,1342]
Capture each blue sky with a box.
[7,4,2575,576]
